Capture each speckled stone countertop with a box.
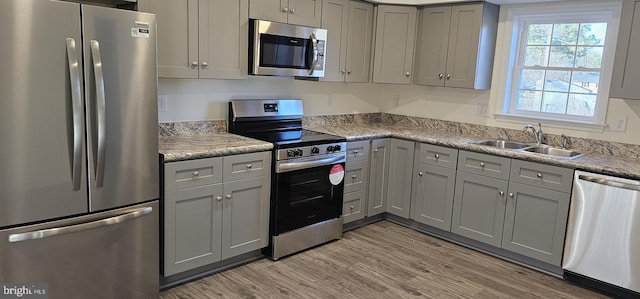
[159,134,273,162]
[306,123,640,181]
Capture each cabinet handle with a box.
[499,191,504,196]
[350,205,355,209]
[438,73,444,79]
[405,72,411,77]
[434,153,440,159]
[282,7,289,13]
[341,69,346,74]
[352,175,357,179]
[191,61,198,68]
[216,196,222,201]
[193,170,199,177]
[418,172,424,176]
[479,162,485,167]
[537,173,543,178]
[246,164,253,169]
[290,8,295,14]
[201,61,208,68]
[446,74,451,80]
[347,70,352,74]
[509,193,514,198]
[226,194,232,199]
[353,150,359,154]
[373,149,379,153]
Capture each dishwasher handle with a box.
[578,175,640,192]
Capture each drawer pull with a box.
[246,164,253,169]
[537,173,543,178]
[350,205,355,210]
[373,149,379,153]
[434,153,440,159]
[226,194,232,199]
[216,196,222,201]
[352,175,357,179]
[193,170,199,177]
[418,172,424,176]
[499,191,504,196]
[509,192,514,198]
[353,150,359,154]
[480,162,485,167]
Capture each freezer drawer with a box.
[0,201,159,299]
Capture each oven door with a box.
[273,155,344,235]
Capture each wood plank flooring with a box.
[160,221,610,299]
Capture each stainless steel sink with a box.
[522,146,583,159]
[475,140,531,150]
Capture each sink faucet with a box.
[524,123,544,145]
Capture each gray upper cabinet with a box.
[250,0,322,27]
[372,5,418,84]
[385,139,415,218]
[321,0,374,82]
[149,0,248,79]
[414,3,499,89]
[610,0,640,99]
[368,138,390,216]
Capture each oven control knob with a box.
[311,147,320,154]
[333,144,342,152]
[296,149,303,156]
[326,145,334,152]
[287,149,296,157]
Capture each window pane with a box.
[578,23,607,46]
[527,24,553,45]
[570,71,600,93]
[519,69,545,90]
[524,46,549,66]
[567,94,597,117]
[549,46,576,67]
[551,23,579,46]
[544,70,571,92]
[575,46,603,68]
[516,90,542,112]
[541,92,568,114]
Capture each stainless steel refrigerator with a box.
[0,1,159,298]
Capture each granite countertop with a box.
[159,133,273,162]
[306,123,640,181]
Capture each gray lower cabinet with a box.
[343,140,370,224]
[611,0,640,99]
[411,143,458,231]
[367,139,390,216]
[342,189,367,223]
[451,150,572,266]
[385,139,415,218]
[163,152,271,276]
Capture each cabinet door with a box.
[411,164,456,231]
[445,3,483,88]
[502,182,570,266]
[345,1,374,82]
[321,0,349,82]
[221,176,270,259]
[345,160,369,193]
[451,172,508,247]
[249,0,288,23]
[164,184,223,276]
[367,139,390,216]
[343,189,366,224]
[385,139,415,218]
[611,0,640,99]
[150,0,198,78]
[198,0,248,79]
[372,5,417,84]
[288,0,323,27]
[415,6,451,86]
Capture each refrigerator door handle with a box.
[90,40,106,188]
[66,38,83,191]
[8,207,153,243]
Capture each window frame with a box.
[492,1,622,132]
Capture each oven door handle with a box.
[276,154,345,173]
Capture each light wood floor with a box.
[160,221,610,299]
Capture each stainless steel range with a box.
[229,99,346,260]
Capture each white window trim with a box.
[491,0,622,133]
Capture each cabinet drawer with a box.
[458,151,511,180]
[346,140,370,162]
[223,152,271,182]
[165,157,223,191]
[510,160,574,193]
[345,160,369,193]
[343,189,366,224]
[417,143,458,169]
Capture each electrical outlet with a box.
[477,103,489,118]
[158,94,168,112]
[611,116,628,132]
[393,95,400,107]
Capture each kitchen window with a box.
[493,1,622,131]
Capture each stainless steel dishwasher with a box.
[563,170,640,298]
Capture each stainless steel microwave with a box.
[249,19,327,78]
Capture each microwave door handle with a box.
[307,33,319,75]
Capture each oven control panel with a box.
[276,142,347,161]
